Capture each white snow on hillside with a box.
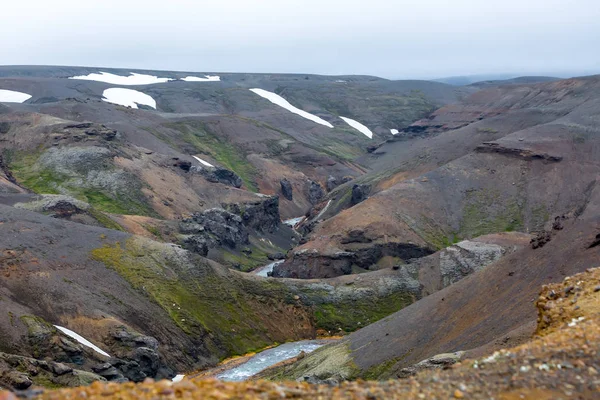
[172,374,185,382]
[193,155,214,168]
[102,88,156,109]
[181,75,221,82]
[69,72,172,85]
[249,88,333,128]
[54,325,111,357]
[340,117,373,139]
[391,129,399,135]
[283,216,304,227]
[0,89,32,103]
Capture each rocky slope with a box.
[263,215,600,381]
[5,265,600,399]
[281,75,600,278]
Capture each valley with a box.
[0,66,599,398]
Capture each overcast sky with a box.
[3,0,599,79]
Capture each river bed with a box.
[216,340,327,381]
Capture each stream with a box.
[216,340,327,381]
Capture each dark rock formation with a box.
[0,122,10,134]
[351,184,370,205]
[181,208,249,251]
[223,196,281,234]
[272,250,354,279]
[280,178,293,200]
[476,142,562,162]
[172,159,192,172]
[326,176,338,192]
[307,180,325,205]
[268,252,285,260]
[395,352,463,378]
[196,167,243,188]
[64,123,117,141]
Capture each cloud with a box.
[2,0,599,78]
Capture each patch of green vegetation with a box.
[459,189,524,238]
[530,205,550,231]
[91,238,277,357]
[33,375,65,389]
[313,291,414,332]
[143,224,164,240]
[163,121,259,192]
[221,246,270,272]
[8,151,156,217]
[88,208,125,231]
[363,357,402,380]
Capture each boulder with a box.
[307,180,325,205]
[326,176,338,192]
[280,178,293,201]
[351,184,370,205]
[194,166,243,188]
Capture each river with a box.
[216,340,327,381]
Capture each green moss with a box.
[88,208,125,231]
[313,291,414,332]
[362,357,402,380]
[459,189,524,238]
[163,121,259,192]
[8,151,156,217]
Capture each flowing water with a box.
[253,260,284,277]
[216,340,327,381]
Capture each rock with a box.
[268,252,285,260]
[181,208,249,251]
[326,176,338,192]
[5,371,32,390]
[307,180,325,205]
[0,122,10,134]
[49,361,73,376]
[15,195,91,218]
[341,176,354,184]
[531,231,552,249]
[396,352,464,378]
[194,166,243,188]
[223,196,281,234]
[351,184,370,205]
[173,160,192,172]
[280,178,293,201]
[340,229,372,244]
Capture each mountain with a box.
[0,66,599,393]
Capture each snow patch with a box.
[102,88,156,109]
[390,129,399,135]
[54,325,111,357]
[249,88,333,128]
[172,374,185,383]
[340,117,373,139]
[0,89,32,103]
[181,75,221,82]
[283,216,304,228]
[69,72,172,85]
[193,156,214,168]
[254,260,284,277]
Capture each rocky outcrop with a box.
[438,240,505,287]
[280,178,293,201]
[0,352,104,391]
[0,122,10,134]
[395,351,464,378]
[273,241,433,279]
[63,123,118,141]
[475,142,562,162]
[180,208,249,254]
[195,166,243,188]
[15,195,90,218]
[223,196,281,234]
[307,181,324,205]
[326,176,338,192]
[351,184,370,206]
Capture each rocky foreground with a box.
[3,267,599,399]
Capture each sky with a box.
[2,0,600,79]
